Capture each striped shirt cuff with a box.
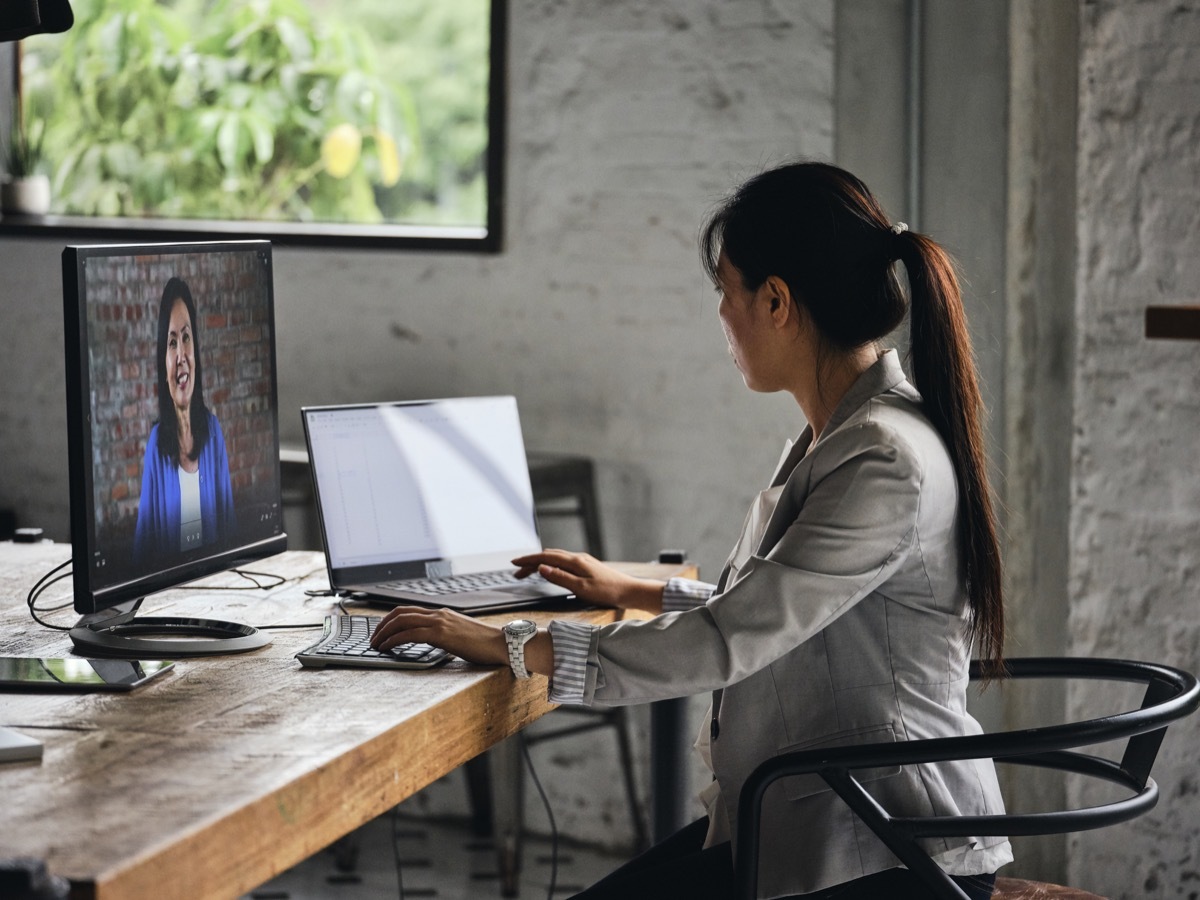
[547,619,598,705]
[662,576,716,612]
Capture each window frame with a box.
[0,0,507,253]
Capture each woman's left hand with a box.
[370,605,507,666]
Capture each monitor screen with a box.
[62,241,287,631]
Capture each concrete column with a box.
[1001,0,1079,884]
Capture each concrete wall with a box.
[1068,1,1200,896]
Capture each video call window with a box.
[77,244,281,589]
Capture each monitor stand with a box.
[69,599,271,658]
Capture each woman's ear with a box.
[761,276,796,329]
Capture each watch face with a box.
[506,619,537,636]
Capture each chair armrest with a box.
[734,657,1200,900]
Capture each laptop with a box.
[301,396,575,613]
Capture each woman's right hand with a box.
[512,550,665,614]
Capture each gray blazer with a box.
[577,351,1008,897]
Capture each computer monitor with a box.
[62,240,287,657]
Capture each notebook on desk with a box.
[301,396,574,613]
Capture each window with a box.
[13,0,505,250]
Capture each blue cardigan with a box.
[133,412,236,565]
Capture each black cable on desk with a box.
[25,561,304,632]
[26,559,73,631]
[160,568,288,591]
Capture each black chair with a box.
[734,657,1200,900]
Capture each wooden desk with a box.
[0,543,695,900]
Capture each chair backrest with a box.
[734,657,1200,900]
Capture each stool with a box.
[526,452,606,560]
[993,878,1106,900]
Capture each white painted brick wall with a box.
[1070,1,1200,896]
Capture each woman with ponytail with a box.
[372,161,1010,898]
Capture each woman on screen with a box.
[133,277,236,564]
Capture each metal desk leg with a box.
[650,697,691,843]
[489,736,524,897]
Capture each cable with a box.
[304,588,340,598]
[27,560,74,631]
[304,589,372,609]
[391,806,406,900]
[25,561,298,632]
[521,736,559,900]
[159,569,288,591]
[230,569,287,589]
[336,595,375,615]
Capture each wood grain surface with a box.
[0,543,692,900]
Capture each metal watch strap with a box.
[504,620,536,679]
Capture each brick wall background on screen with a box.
[85,250,275,548]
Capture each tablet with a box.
[0,726,44,762]
[0,657,175,691]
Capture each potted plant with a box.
[2,110,51,215]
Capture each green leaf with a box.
[276,17,313,63]
[216,114,244,172]
[245,113,276,165]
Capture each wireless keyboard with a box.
[295,615,450,670]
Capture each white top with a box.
[178,466,203,551]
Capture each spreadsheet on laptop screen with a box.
[304,398,541,572]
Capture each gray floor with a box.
[242,812,629,900]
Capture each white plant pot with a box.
[1,174,52,215]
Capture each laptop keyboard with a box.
[296,615,450,669]
[379,569,538,597]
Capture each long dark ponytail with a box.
[899,231,1004,676]
[701,161,1004,675]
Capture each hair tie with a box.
[886,221,909,262]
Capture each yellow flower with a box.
[373,130,402,187]
[321,124,361,179]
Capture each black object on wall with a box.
[0,0,73,43]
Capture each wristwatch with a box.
[502,619,538,679]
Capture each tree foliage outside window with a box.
[18,0,495,239]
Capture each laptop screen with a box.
[303,397,542,578]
